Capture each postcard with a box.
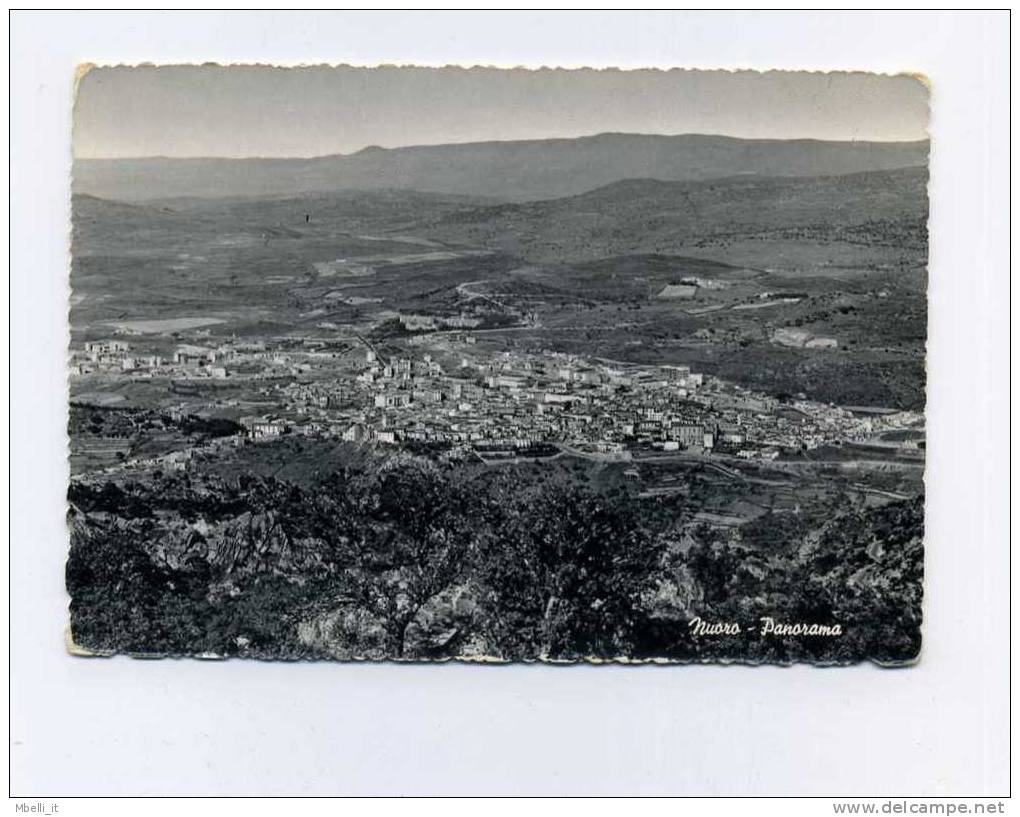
[67,65,928,664]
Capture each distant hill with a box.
[418,166,930,263]
[73,132,928,203]
[70,188,491,257]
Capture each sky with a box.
[74,65,929,159]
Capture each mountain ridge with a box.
[73,132,929,203]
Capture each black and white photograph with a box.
[9,8,1011,803]
[67,65,929,665]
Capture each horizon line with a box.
[72,130,931,162]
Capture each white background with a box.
[7,10,1011,796]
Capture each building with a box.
[671,423,705,448]
[174,345,212,365]
[657,283,697,300]
[486,375,528,391]
[413,388,442,404]
[343,423,370,443]
[374,392,412,409]
[85,340,130,356]
[543,392,581,404]
[661,365,692,381]
[241,417,287,440]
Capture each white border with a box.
[8,10,1011,796]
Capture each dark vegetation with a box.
[68,404,246,472]
[67,455,923,664]
[69,403,243,440]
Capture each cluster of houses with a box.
[228,348,722,453]
[72,334,922,461]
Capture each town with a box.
[69,327,923,472]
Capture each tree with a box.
[335,464,480,658]
[477,484,663,660]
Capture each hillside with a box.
[71,188,489,256]
[419,166,929,263]
[71,163,929,410]
[73,132,929,203]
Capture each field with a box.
[72,166,927,410]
